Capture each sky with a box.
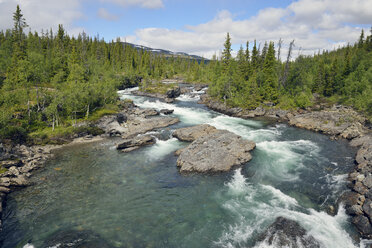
[0,0,371,59]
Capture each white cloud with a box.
[97,7,119,21]
[99,0,164,9]
[124,0,372,59]
[0,0,84,35]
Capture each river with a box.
[0,87,363,247]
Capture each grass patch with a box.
[87,104,119,122]
[0,166,8,174]
[139,80,177,94]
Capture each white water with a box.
[116,89,359,248]
[218,169,357,248]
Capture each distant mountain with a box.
[121,42,208,62]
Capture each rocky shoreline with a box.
[0,101,180,232]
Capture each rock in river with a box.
[176,129,255,172]
[256,217,320,248]
[116,135,155,153]
[172,124,218,142]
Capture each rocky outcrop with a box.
[160,109,174,115]
[116,135,155,153]
[172,124,217,142]
[0,144,54,231]
[166,86,181,98]
[176,129,255,173]
[95,115,127,137]
[256,217,320,248]
[121,116,179,139]
[342,134,372,238]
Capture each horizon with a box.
[0,0,371,59]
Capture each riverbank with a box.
[132,83,372,239]
[0,100,180,233]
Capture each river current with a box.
[0,87,364,248]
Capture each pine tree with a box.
[222,32,232,71]
[358,29,364,48]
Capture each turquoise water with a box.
[0,89,361,248]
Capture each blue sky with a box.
[75,0,294,41]
[0,0,371,58]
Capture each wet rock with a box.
[0,178,10,187]
[354,181,369,195]
[353,215,372,238]
[0,186,10,193]
[347,204,364,216]
[10,175,28,187]
[363,199,372,220]
[116,113,127,124]
[122,116,179,139]
[356,146,372,164]
[117,135,155,152]
[256,217,320,248]
[166,86,181,98]
[350,135,372,147]
[177,130,255,172]
[363,175,372,188]
[160,109,174,115]
[339,191,363,208]
[172,124,218,142]
[165,97,174,103]
[43,229,112,248]
[0,159,23,168]
[96,115,126,137]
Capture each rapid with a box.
[0,86,365,248]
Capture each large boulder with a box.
[256,217,320,248]
[172,124,218,142]
[353,215,372,238]
[116,135,155,152]
[176,130,255,172]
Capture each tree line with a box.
[208,31,372,118]
[0,6,208,143]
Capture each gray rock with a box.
[0,159,23,168]
[160,109,174,115]
[0,186,10,193]
[350,135,372,147]
[354,181,369,195]
[339,191,363,208]
[353,215,372,237]
[122,116,179,139]
[177,130,255,172]
[116,113,127,124]
[363,175,372,188]
[96,115,126,136]
[172,124,218,142]
[10,175,29,187]
[257,217,320,248]
[164,98,174,103]
[166,86,181,98]
[117,135,155,151]
[363,199,372,220]
[0,177,10,187]
[347,204,364,216]
[356,146,372,164]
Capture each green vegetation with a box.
[209,32,372,121]
[1,6,371,144]
[0,6,210,144]
[139,80,177,94]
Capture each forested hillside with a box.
[0,6,208,143]
[209,32,372,119]
[0,5,371,144]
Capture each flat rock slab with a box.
[172,124,218,142]
[122,117,179,139]
[176,130,255,172]
[117,135,155,153]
